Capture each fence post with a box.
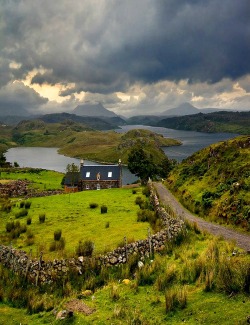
[148,228,152,259]
[124,236,128,262]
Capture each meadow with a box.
[0,224,250,324]
[0,168,64,191]
[0,187,150,259]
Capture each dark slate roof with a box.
[64,172,80,186]
[80,165,121,181]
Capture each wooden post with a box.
[124,236,128,262]
[148,228,152,259]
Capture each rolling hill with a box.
[166,135,250,229]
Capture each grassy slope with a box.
[0,187,150,258]
[0,168,64,191]
[166,135,250,229]
[157,111,250,134]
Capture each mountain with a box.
[37,112,120,130]
[160,103,201,116]
[73,102,117,118]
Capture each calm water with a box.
[116,125,238,162]
[5,126,238,184]
[5,147,137,185]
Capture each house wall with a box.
[79,180,121,190]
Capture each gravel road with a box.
[153,182,250,252]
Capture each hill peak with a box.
[73,102,117,118]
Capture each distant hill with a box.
[126,115,162,126]
[159,102,237,116]
[166,135,250,229]
[157,111,250,134]
[73,102,117,118]
[160,103,200,116]
[37,112,120,130]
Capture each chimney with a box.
[80,159,84,168]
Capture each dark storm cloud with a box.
[0,0,249,96]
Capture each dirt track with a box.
[153,182,250,252]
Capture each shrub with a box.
[165,286,187,313]
[135,196,143,206]
[39,213,46,223]
[26,229,34,239]
[6,221,14,232]
[89,202,98,209]
[20,224,27,234]
[76,240,94,257]
[101,205,108,214]
[54,229,62,241]
[132,189,137,194]
[24,201,31,209]
[105,221,110,228]
[142,186,150,197]
[15,209,28,219]
[27,216,32,225]
[20,201,25,209]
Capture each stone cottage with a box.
[64,160,122,192]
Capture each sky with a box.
[0,0,250,117]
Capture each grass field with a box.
[0,229,250,324]
[0,187,150,258]
[0,168,64,191]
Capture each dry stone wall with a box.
[0,183,185,285]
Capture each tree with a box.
[127,146,158,185]
[66,163,80,187]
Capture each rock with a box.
[122,279,130,285]
[82,289,93,297]
[56,309,73,320]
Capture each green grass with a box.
[166,135,250,230]
[0,188,150,258]
[0,168,64,191]
[0,222,250,324]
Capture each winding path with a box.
[153,182,250,252]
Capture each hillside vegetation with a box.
[157,111,250,134]
[1,120,181,164]
[166,136,250,229]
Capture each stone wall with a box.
[0,183,185,285]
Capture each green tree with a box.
[0,152,6,167]
[127,146,158,185]
[66,163,80,186]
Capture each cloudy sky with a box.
[0,0,250,116]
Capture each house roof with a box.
[80,164,121,181]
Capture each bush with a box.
[39,213,46,223]
[89,203,98,209]
[101,205,108,214]
[54,229,62,241]
[135,196,143,206]
[105,221,110,228]
[27,216,32,225]
[24,201,31,209]
[6,221,14,232]
[76,240,94,257]
[20,202,25,209]
[15,209,28,219]
[132,189,137,194]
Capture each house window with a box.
[108,172,112,177]
[86,172,90,177]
